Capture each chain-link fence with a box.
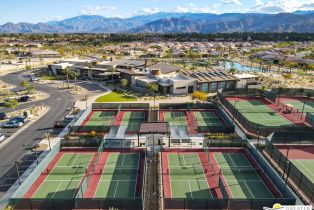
[217,91,312,136]
[265,139,314,204]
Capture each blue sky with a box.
[0,0,313,24]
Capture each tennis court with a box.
[94,153,140,198]
[193,111,223,126]
[227,97,293,127]
[28,152,94,199]
[162,111,187,127]
[279,98,314,114]
[167,153,212,199]
[214,152,274,198]
[120,111,146,132]
[83,111,116,127]
[278,146,314,183]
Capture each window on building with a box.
[200,83,209,92]
[209,82,217,91]
[218,81,226,89]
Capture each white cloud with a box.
[298,2,314,10]
[132,7,161,16]
[170,4,221,13]
[80,5,116,16]
[249,0,314,13]
[255,0,263,6]
[44,16,63,21]
[221,0,242,6]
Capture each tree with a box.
[146,82,159,108]
[61,67,76,89]
[146,82,159,94]
[192,91,208,101]
[228,67,237,75]
[20,80,35,94]
[120,79,128,88]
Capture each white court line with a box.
[134,153,140,198]
[226,153,237,167]
[213,154,234,198]
[71,153,79,166]
[31,153,66,198]
[121,153,126,166]
[187,181,193,199]
[167,154,173,198]
[113,181,119,198]
[243,181,254,198]
[197,155,213,198]
[51,181,64,199]
[182,154,187,166]
[93,153,110,198]
[238,153,274,197]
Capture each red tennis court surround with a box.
[226,96,307,126]
[277,145,314,160]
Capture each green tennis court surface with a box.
[230,99,293,127]
[94,153,140,198]
[163,111,187,127]
[193,111,223,126]
[121,111,146,132]
[281,99,314,113]
[215,153,273,198]
[86,111,115,126]
[168,153,212,198]
[32,153,93,199]
[291,160,314,183]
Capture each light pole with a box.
[300,100,306,120]
[232,100,238,123]
[46,131,51,151]
[85,95,88,109]
[15,161,22,185]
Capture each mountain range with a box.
[1,11,314,33]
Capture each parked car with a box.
[0,133,5,142]
[0,112,8,120]
[10,116,28,123]
[30,76,39,82]
[18,96,30,102]
[1,121,23,128]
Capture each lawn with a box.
[95,91,137,102]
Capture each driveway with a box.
[0,70,74,181]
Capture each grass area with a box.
[95,91,137,102]
[39,76,60,80]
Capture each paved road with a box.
[0,70,75,177]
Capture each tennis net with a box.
[219,166,260,175]
[95,167,139,175]
[167,167,207,175]
[42,166,87,175]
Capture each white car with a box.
[1,121,23,128]
[0,133,5,142]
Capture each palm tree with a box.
[146,83,159,108]
[62,67,75,89]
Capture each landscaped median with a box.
[95,91,137,102]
